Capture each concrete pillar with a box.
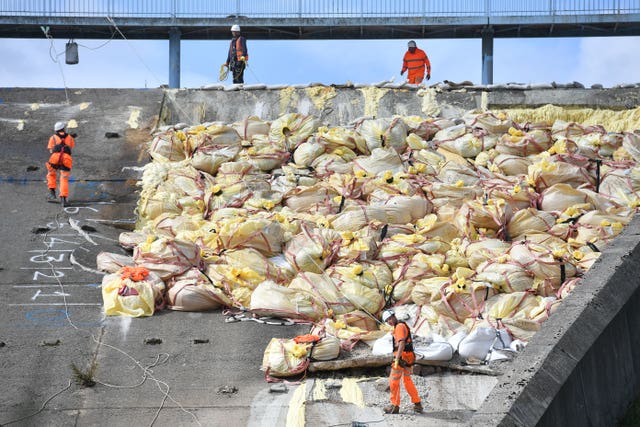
[481,26,494,85]
[169,27,181,88]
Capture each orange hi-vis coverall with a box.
[389,322,421,407]
[401,48,431,84]
[46,132,75,197]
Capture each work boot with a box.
[60,196,68,207]
[383,405,399,414]
[47,189,56,201]
[414,402,423,413]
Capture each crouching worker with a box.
[382,308,423,414]
[46,121,75,207]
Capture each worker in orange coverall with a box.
[46,121,75,207]
[382,309,423,414]
[400,40,431,84]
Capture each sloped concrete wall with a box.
[2,85,640,425]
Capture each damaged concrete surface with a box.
[1,85,640,426]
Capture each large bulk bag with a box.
[269,113,318,151]
[357,117,408,153]
[284,226,342,273]
[249,280,328,321]
[474,260,534,293]
[232,115,270,140]
[133,237,200,280]
[352,147,405,177]
[97,251,134,273]
[166,267,233,311]
[261,338,310,377]
[102,267,165,317]
[539,183,592,212]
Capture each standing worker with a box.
[400,40,431,84]
[46,121,75,207]
[382,309,423,414]
[225,24,248,84]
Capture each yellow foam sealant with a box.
[359,87,389,118]
[286,383,306,427]
[79,102,91,110]
[279,86,299,113]
[312,379,327,400]
[417,87,441,117]
[67,119,78,129]
[305,86,337,112]
[340,377,365,407]
[30,103,39,111]
[503,104,640,132]
[127,108,141,129]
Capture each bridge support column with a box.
[481,26,494,85]
[169,27,181,88]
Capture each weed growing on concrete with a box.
[70,361,97,387]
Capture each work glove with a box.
[240,56,246,62]
[400,70,405,75]
[392,360,400,369]
[427,74,431,81]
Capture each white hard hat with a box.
[382,309,395,323]
[231,24,241,32]
[54,121,66,132]
[408,40,417,48]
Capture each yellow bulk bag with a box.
[357,117,408,153]
[539,184,592,212]
[352,147,405,177]
[317,126,366,152]
[463,238,512,270]
[102,267,164,317]
[293,141,326,167]
[310,336,341,361]
[463,110,513,134]
[191,145,240,175]
[507,208,556,241]
[527,154,593,191]
[261,338,310,377]
[492,153,532,176]
[284,226,342,273]
[167,268,232,311]
[269,113,318,151]
[216,216,285,256]
[231,115,271,140]
[133,237,200,280]
[495,128,552,157]
[249,280,328,321]
[149,130,187,162]
[475,260,534,293]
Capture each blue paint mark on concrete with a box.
[24,308,105,328]
[85,283,101,288]
[26,308,67,323]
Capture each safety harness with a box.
[49,133,72,171]
[392,321,415,353]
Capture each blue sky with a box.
[1,35,638,88]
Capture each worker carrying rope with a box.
[223,24,248,84]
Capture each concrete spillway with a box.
[1,84,640,426]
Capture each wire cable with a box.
[0,209,201,427]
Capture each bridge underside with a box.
[1,15,639,40]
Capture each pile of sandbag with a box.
[97,110,639,372]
